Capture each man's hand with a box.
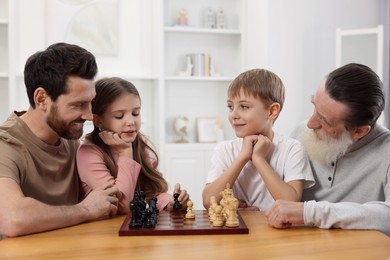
[265,200,305,228]
[79,183,120,219]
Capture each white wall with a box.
[8,0,381,136]
[247,0,380,135]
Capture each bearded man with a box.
[266,63,390,236]
[0,43,120,237]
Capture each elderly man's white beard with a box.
[299,127,353,165]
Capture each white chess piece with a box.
[225,197,239,227]
[185,201,195,219]
[212,205,224,227]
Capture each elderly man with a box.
[266,63,390,236]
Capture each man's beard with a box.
[299,127,353,165]
[47,104,84,140]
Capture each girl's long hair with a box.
[85,77,168,198]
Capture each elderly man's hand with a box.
[265,200,305,228]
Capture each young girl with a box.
[77,77,189,214]
[202,69,315,211]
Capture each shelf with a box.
[165,76,234,81]
[164,26,240,35]
[0,19,7,25]
[0,72,8,78]
[96,73,158,81]
[164,142,217,152]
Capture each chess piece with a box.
[173,193,182,210]
[129,190,147,228]
[208,196,218,224]
[225,197,239,227]
[219,184,231,221]
[149,196,159,214]
[144,196,159,228]
[185,200,195,219]
[208,196,217,217]
[212,205,224,227]
[144,207,156,228]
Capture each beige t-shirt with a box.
[0,112,80,205]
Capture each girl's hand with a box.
[99,130,133,157]
[166,183,190,212]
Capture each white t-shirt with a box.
[206,133,315,211]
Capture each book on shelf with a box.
[189,53,211,77]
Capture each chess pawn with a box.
[185,200,195,219]
[208,196,217,217]
[208,196,218,224]
[173,193,182,210]
[225,197,239,227]
[212,205,224,227]
[219,190,228,221]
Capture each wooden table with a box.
[1,211,389,259]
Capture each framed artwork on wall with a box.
[197,117,220,143]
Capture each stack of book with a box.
[189,53,212,77]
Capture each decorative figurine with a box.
[216,9,225,29]
[204,8,216,29]
[177,8,188,26]
[178,55,193,77]
[173,115,189,143]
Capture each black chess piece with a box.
[129,190,147,228]
[149,197,159,215]
[173,193,182,210]
[144,207,157,228]
[144,197,159,228]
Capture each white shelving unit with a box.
[0,0,45,124]
[156,0,246,209]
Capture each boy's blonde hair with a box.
[228,68,285,110]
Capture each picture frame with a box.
[196,117,218,143]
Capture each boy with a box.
[202,69,314,211]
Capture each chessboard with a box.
[118,210,249,236]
